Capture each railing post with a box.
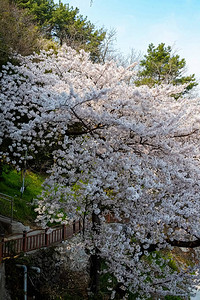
[11,198,13,223]
[23,231,27,252]
[45,228,49,246]
[62,224,66,240]
[107,213,110,223]
[0,234,4,263]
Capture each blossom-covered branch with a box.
[1,45,200,298]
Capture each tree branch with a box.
[172,129,199,138]
[167,238,200,248]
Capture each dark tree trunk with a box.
[89,212,101,299]
[89,249,101,298]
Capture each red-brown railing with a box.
[0,213,129,262]
[0,220,81,261]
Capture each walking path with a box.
[0,214,30,235]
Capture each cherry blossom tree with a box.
[1,45,200,299]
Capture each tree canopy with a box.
[0,0,42,68]
[13,0,106,62]
[135,43,198,96]
[1,45,200,299]
[14,0,55,24]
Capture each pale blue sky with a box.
[66,0,200,80]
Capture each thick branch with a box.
[70,107,93,135]
[167,238,200,248]
[139,237,200,259]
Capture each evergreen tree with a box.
[135,43,198,97]
[15,0,55,25]
[49,2,105,61]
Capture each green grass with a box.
[0,164,46,224]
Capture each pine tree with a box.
[135,43,197,97]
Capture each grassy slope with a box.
[0,165,45,224]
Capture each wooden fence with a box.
[0,213,128,262]
[0,220,81,262]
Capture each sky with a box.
[65,0,200,82]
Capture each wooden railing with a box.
[0,213,129,262]
[0,220,82,262]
